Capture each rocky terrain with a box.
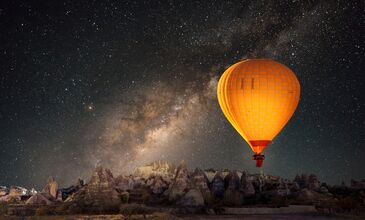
[0,160,364,218]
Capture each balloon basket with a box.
[252,154,265,168]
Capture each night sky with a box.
[0,0,364,189]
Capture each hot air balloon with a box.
[217,59,300,167]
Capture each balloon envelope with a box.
[217,59,300,166]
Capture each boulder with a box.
[210,171,225,199]
[178,189,204,207]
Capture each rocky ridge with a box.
[1,160,364,215]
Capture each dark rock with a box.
[294,174,308,189]
[129,176,147,189]
[240,172,255,197]
[295,188,325,201]
[308,174,320,190]
[191,168,212,203]
[178,189,204,207]
[223,171,242,206]
[275,180,290,196]
[166,161,190,202]
[25,193,53,205]
[147,175,168,194]
[288,181,300,192]
[319,186,329,194]
[114,175,131,191]
[224,189,243,206]
[294,174,320,190]
[350,179,365,189]
[66,165,121,213]
[224,171,240,190]
[210,171,225,199]
[59,178,84,201]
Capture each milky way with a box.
[85,75,218,173]
[0,0,363,188]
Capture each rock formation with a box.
[166,161,190,202]
[114,175,131,191]
[1,160,364,214]
[134,160,176,178]
[0,186,30,203]
[240,172,255,197]
[224,171,240,190]
[42,176,58,199]
[223,171,242,206]
[294,174,320,190]
[66,165,121,213]
[59,178,84,200]
[210,171,225,199]
[0,186,8,197]
[178,189,204,207]
[275,180,290,196]
[204,168,217,182]
[190,168,212,203]
[319,185,329,194]
[147,176,168,194]
[308,174,320,190]
[129,176,146,189]
[26,193,52,205]
[350,179,365,189]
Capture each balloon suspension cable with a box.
[252,154,265,168]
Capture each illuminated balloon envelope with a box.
[217,59,301,167]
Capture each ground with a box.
[0,214,359,220]
[178,214,358,220]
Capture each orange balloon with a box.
[217,59,300,167]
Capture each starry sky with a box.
[0,0,363,189]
